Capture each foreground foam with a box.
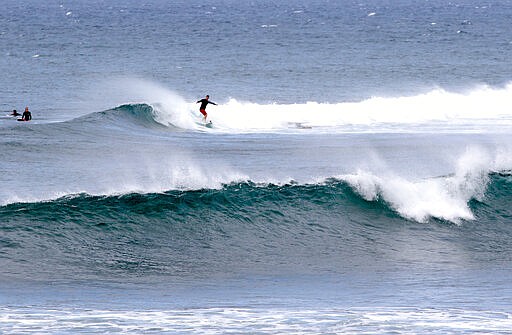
[1,307,510,334]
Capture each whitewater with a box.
[63,79,512,133]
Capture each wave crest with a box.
[3,169,512,224]
[341,147,501,223]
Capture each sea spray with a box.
[340,146,508,223]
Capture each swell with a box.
[1,176,512,282]
[0,181,384,227]
[0,181,397,281]
[2,173,512,226]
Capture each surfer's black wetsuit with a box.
[22,111,31,121]
[197,99,217,110]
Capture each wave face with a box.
[2,173,512,282]
[76,103,167,129]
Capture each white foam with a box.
[87,78,512,133]
[1,307,510,334]
[340,146,511,223]
[342,170,476,223]
[182,83,512,133]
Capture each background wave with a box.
[82,80,512,133]
[35,80,512,133]
[199,84,512,132]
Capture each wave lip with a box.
[70,103,170,130]
[341,147,500,223]
[342,171,480,223]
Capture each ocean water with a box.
[1,0,512,333]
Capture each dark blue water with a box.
[1,1,512,333]
[2,0,512,116]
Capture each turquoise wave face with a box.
[71,103,168,129]
[1,175,511,283]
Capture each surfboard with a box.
[195,121,214,129]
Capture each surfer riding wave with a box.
[196,95,217,122]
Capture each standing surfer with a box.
[196,95,217,122]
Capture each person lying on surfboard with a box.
[196,95,217,122]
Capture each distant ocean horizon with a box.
[1,1,512,333]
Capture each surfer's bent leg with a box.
[200,109,207,121]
